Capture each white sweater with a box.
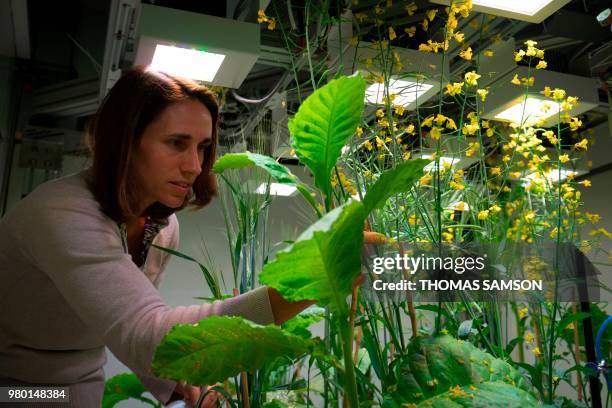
[0,170,275,406]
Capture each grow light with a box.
[430,0,570,23]
[493,96,561,127]
[134,4,259,88]
[365,80,434,108]
[150,45,225,82]
[473,0,561,16]
[255,182,297,196]
[522,169,578,187]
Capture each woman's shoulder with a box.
[4,169,105,225]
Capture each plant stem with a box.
[340,316,359,408]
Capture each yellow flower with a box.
[257,9,268,23]
[459,47,473,60]
[394,105,405,116]
[418,43,432,53]
[449,181,464,190]
[454,32,465,43]
[446,118,457,130]
[374,4,383,14]
[524,40,538,48]
[524,331,534,343]
[403,151,411,160]
[376,108,385,118]
[404,26,416,37]
[543,130,557,145]
[388,27,397,41]
[421,115,435,127]
[511,74,521,85]
[465,141,480,157]
[355,127,363,137]
[405,2,417,16]
[532,347,542,357]
[445,82,464,96]
[541,86,552,98]
[536,49,545,59]
[405,124,415,134]
[478,210,490,220]
[420,173,432,186]
[266,19,276,30]
[462,123,479,136]
[490,167,501,175]
[580,179,591,187]
[434,114,447,125]
[354,12,367,23]
[363,140,373,151]
[486,128,494,137]
[426,8,438,21]
[430,126,442,140]
[514,49,525,62]
[567,96,579,106]
[574,138,588,150]
[559,154,569,163]
[521,76,535,87]
[477,89,488,102]
[464,71,481,86]
[552,88,566,101]
[570,118,583,132]
[448,385,468,398]
[421,19,429,31]
[535,60,547,69]
[490,204,501,214]
[518,307,529,318]
[376,136,385,148]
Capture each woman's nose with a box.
[181,147,203,175]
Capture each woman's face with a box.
[131,98,213,213]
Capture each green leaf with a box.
[102,373,149,408]
[557,311,590,332]
[213,151,298,185]
[152,316,312,386]
[152,245,222,300]
[259,200,366,314]
[362,159,429,214]
[389,335,536,405]
[282,307,325,339]
[414,381,539,407]
[289,74,366,197]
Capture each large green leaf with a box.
[212,151,298,185]
[387,335,537,406]
[102,373,153,408]
[281,307,325,339]
[259,200,366,314]
[362,159,430,214]
[288,74,366,197]
[152,316,312,386]
[384,381,539,407]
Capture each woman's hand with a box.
[173,383,221,408]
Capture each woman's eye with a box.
[169,139,184,148]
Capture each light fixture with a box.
[492,95,562,127]
[134,4,259,88]
[365,80,435,108]
[430,0,570,23]
[522,168,584,188]
[150,45,226,82]
[255,182,298,197]
[482,66,599,128]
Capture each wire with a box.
[65,32,102,75]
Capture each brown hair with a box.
[86,65,218,222]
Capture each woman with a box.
[0,66,312,407]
